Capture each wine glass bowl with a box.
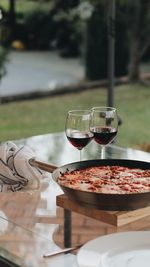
[65,110,93,160]
[90,107,118,159]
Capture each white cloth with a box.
[0,141,46,192]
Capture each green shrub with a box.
[22,8,53,50]
[85,3,129,80]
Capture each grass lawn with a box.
[0,83,150,150]
[1,0,52,13]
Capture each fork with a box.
[43,244,83,258]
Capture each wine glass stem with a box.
[79,150,82,161]
[101,145,105,159]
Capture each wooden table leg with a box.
[64,209,72,247]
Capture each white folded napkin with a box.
[0,141,46,192]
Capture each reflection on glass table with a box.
[0,215,75,267]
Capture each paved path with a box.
[0,51,84,97]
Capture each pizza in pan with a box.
[58,165,150,194]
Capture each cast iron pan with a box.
[52,159,150,211]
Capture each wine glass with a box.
[90,107,118,159]
[65,110,93,161]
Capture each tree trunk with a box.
[9,0,16,40]
[128,1,141,82]
[128,34,140,82]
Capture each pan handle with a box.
[29,158,57,173]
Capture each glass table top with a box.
[2,131,149,227]
[15,132,150,165]
[0,215,75,267]
[0,132,149,266]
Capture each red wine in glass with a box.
[65,110,93,161]
[67,131,93,150]
[90,107,118,159]
[90,127,117,145]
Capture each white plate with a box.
[77,231,150,267]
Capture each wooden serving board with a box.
[56,194,150,227]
